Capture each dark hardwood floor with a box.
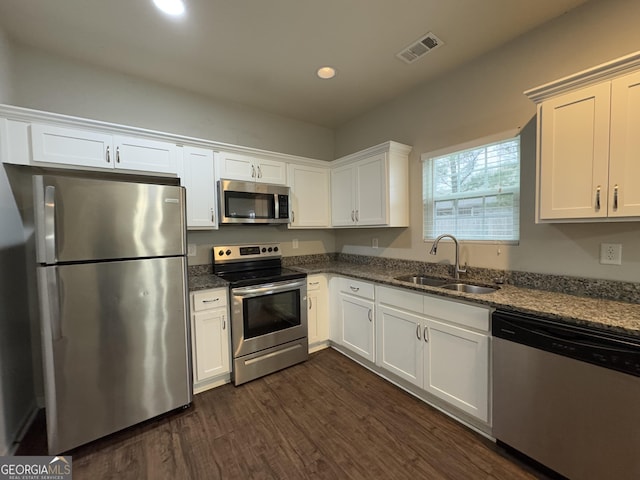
[17,348,548,479]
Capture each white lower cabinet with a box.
[307,274,329,352]
[423,317,489,422]
[335,277,375,362]
[375,285,490,423]
[190,288,231,393]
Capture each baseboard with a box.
[4,402,39,456]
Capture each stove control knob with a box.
[268,247,273,252]
[262,248,267,253]
[274,246,279,252]
[218,250,224,256]
[225,249,232,256]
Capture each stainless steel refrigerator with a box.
[33,174,192,454]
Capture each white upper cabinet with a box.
[179,146,217,230]
[526,52,640,222]
[331,141,411,227]
[30,123,178,175]
[217,150,287,185]
[31,123,113,169]
[609,70,640,217]
[288,163,331,228]
[112,134,177,174]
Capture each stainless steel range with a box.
[213,243,308,385]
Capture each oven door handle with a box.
[232,279,307,297]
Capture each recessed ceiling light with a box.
[317,66,336,80]
[153,0,185,16]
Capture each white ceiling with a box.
[0,0,589,128]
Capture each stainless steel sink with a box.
[395,274,450,287]
[439,283,498,294]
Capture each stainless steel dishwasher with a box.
[492,310,640,480]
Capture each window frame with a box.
[421,129,521,245]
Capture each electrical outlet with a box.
[372,238,378,249]
[292,239,299,249]
[600,243,622,265]
[187,243,197,257]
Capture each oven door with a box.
[231,279,307,358]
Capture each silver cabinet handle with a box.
[203,298,220,303]
[351,210,355,222]
[251,165,256,178]
[309,281,320,286]
[106,146,111,163]
[416,324,421,340]
[257,165,262,178]
[355,210,359,222]
[350,286,360,292]
[368,309,372,322]
[222,315,226,330]
[211,208,215,223]
[423,326,429,343]
[595,186,601,210]
[292,210,295,223]
[613,184,619,210]
[116,146,121,163]
[308,297,313,310]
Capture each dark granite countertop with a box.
[188,273,228,291]
[288,261,640,338]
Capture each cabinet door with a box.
[307,276,329,349]
[424,318,489,422]
[538,83,611,220]
[217,151,256,181]
[331,165,355,226]
[182,146,217,229]
[289,164,331,228]
[339,293,375,362]
[255,158,287,185]
[31,123,112,169]
[193,308,230,382]
[113,135,178,174]
[377,305,423,387]
[609,70,640,217]
[355,153,387,225]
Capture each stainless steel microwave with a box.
[218,179,290,224]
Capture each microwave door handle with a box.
[274,194,279,220]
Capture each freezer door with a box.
[34,175,185,264]
[38,256,192,454]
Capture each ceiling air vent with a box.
[396,32,444,64]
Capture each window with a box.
[422,133,520,242]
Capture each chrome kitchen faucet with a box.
[429,234,467,280]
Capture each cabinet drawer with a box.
[192,289,228,312]
[376,285,423,314]
[307,274,326,292]
[423,295,490,332]
[338,277,374,300]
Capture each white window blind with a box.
[422,134,520,242]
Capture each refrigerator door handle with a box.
[48,267,63,341]
[44,185,57,264]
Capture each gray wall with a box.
[10,43,335,161]
[334,0,640,282]
[0,28,35,455]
